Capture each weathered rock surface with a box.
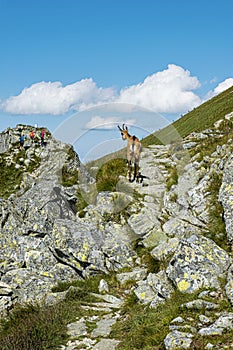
[1,124,233,349]
[166,234,231,293]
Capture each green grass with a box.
[0,274,108,350]
[95,158,127,192]
[0,148,41,198]
[166,165,178,191]
[62,146,80,187]
[110,289,201,350]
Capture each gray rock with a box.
[180,299,219,310]
[164,330,194,349]
[91,314,117,338]
[98,279,109,293]
[226,264,233,304]
[199,314,213,324]
[219,154,233,242]
[92,338,120,350]
[67,317,87,338]
[116,267,148,285]
[170,316,185,324]
[166,235,231,293]
[198,327,223,336]
[151,237,179,261]
[134,271,174,307]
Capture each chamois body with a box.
[118,124,142,182]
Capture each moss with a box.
[166,166,178,191]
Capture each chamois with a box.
[118,124,142,182]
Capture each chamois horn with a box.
[122,124,128,131]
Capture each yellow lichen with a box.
[177,279,190,292]
[140,292,146,299]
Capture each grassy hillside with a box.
[143,85,233,146]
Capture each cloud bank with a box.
[2,79,116,115]
[1,64,233,116]
[85,116,136,130]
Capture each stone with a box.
[142,228,167,248]
[164,330,194,349]
[91,315,117,337]
[226,264,233,304]
[67,317,87,338]
[180,299,219,311]
[116,267,148,285]
[98,279,109,293]
[170,316,185,324]
[199,314,213,324]
[128,206,161,236]
[151,237,179,261]
[134,271,174,307]
[92,338,120,350]
[166,235,231,293]
[219,154,233,242]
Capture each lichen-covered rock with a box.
[164,330,194,350]
[44,218,135,278]
[166,235,231,293]
[219,154,233,242]
[116,267,148,286]
[225,264,233,304]
[134,271,174,307]
[198,313,233,336]
[142,228,167,248]
[128,202,162,237]
[151,237,179,261]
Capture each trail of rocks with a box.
[60,136,233,349]
[2,125,233,349]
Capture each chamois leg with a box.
[134,161,140,183]
[128,160,133,182]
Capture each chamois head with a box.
[118,124,129,140]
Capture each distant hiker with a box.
[29,130,35,142]
[40,129,46,146]
[19,134,25,148]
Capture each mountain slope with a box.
[143,85,233,146]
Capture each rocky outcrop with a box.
[0,126,136,316]
[1,123,233,349]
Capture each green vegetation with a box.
[62,165,79,187]
[133,239,160,273]
[110,290,198,349]
[111,287,233,350]
[205,172,230,251]
[0,148,41,198]
[166,165,178,191]
[0,275,105,350]
[95,158,127,192]
[62,146,79,187]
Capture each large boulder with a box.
[166,235,231,293]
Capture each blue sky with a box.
[0,0,233,160]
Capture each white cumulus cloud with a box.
[212,78,233,95]
[85,116,136,129]
[118,64,201,113]
[2,64,233,117]
[204,77,233,100]
[2,79,116,115]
